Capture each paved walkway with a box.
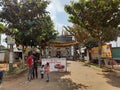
[1,61,120,90]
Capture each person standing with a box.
[0,70,4,88]
[45,62,50,82]
[40,65,45,79]
[26,55,34,81]
[32,53,38,79]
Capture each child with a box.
[45,62,50,82]
[40,65,45,79]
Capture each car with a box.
[54,64,64,69]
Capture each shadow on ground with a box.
[51,71,88,90]
[104,72,120,88]
[82,62,120,89]
[97,71,120,88]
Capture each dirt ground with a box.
[1,60,120,90]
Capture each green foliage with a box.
[0,0,58,46]
[65,0,120,43]
[84,39,98,48]
[0,23,6,33]
[64,24,89,43]
[65,0,120,66]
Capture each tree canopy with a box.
[0,23,6,33]
[65,0,120,45]
[0,0,58,46]
[65,0,120,66]
[64,24,89,44]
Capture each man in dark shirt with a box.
[32,53,38,79]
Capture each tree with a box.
[64,24,88,44]
[64,24,90,60]
[0,0,58,70]
[0,0,58,47]
[65,0,120,66]
[0,23,6,33]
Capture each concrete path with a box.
[1,61,120,90]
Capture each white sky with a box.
[109,37,120,47]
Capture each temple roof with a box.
[48,41,79,47]
[47,35,79,47]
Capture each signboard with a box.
[42,58,67,72]
[91,44,112,59]
[7,36,15,45]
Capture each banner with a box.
[42,58,67,72]
[91,44,112,59]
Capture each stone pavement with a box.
[1,61,120,90]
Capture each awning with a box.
[48,42,79,47]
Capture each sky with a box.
[46,0,75,34]
[47,0,120,47]
[0,0,120,47]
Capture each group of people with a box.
[26,51,50,82]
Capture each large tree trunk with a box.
[78,44,81,60]
[98,40,102,67]
[9,44,14,72]
[22,45,25,68]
